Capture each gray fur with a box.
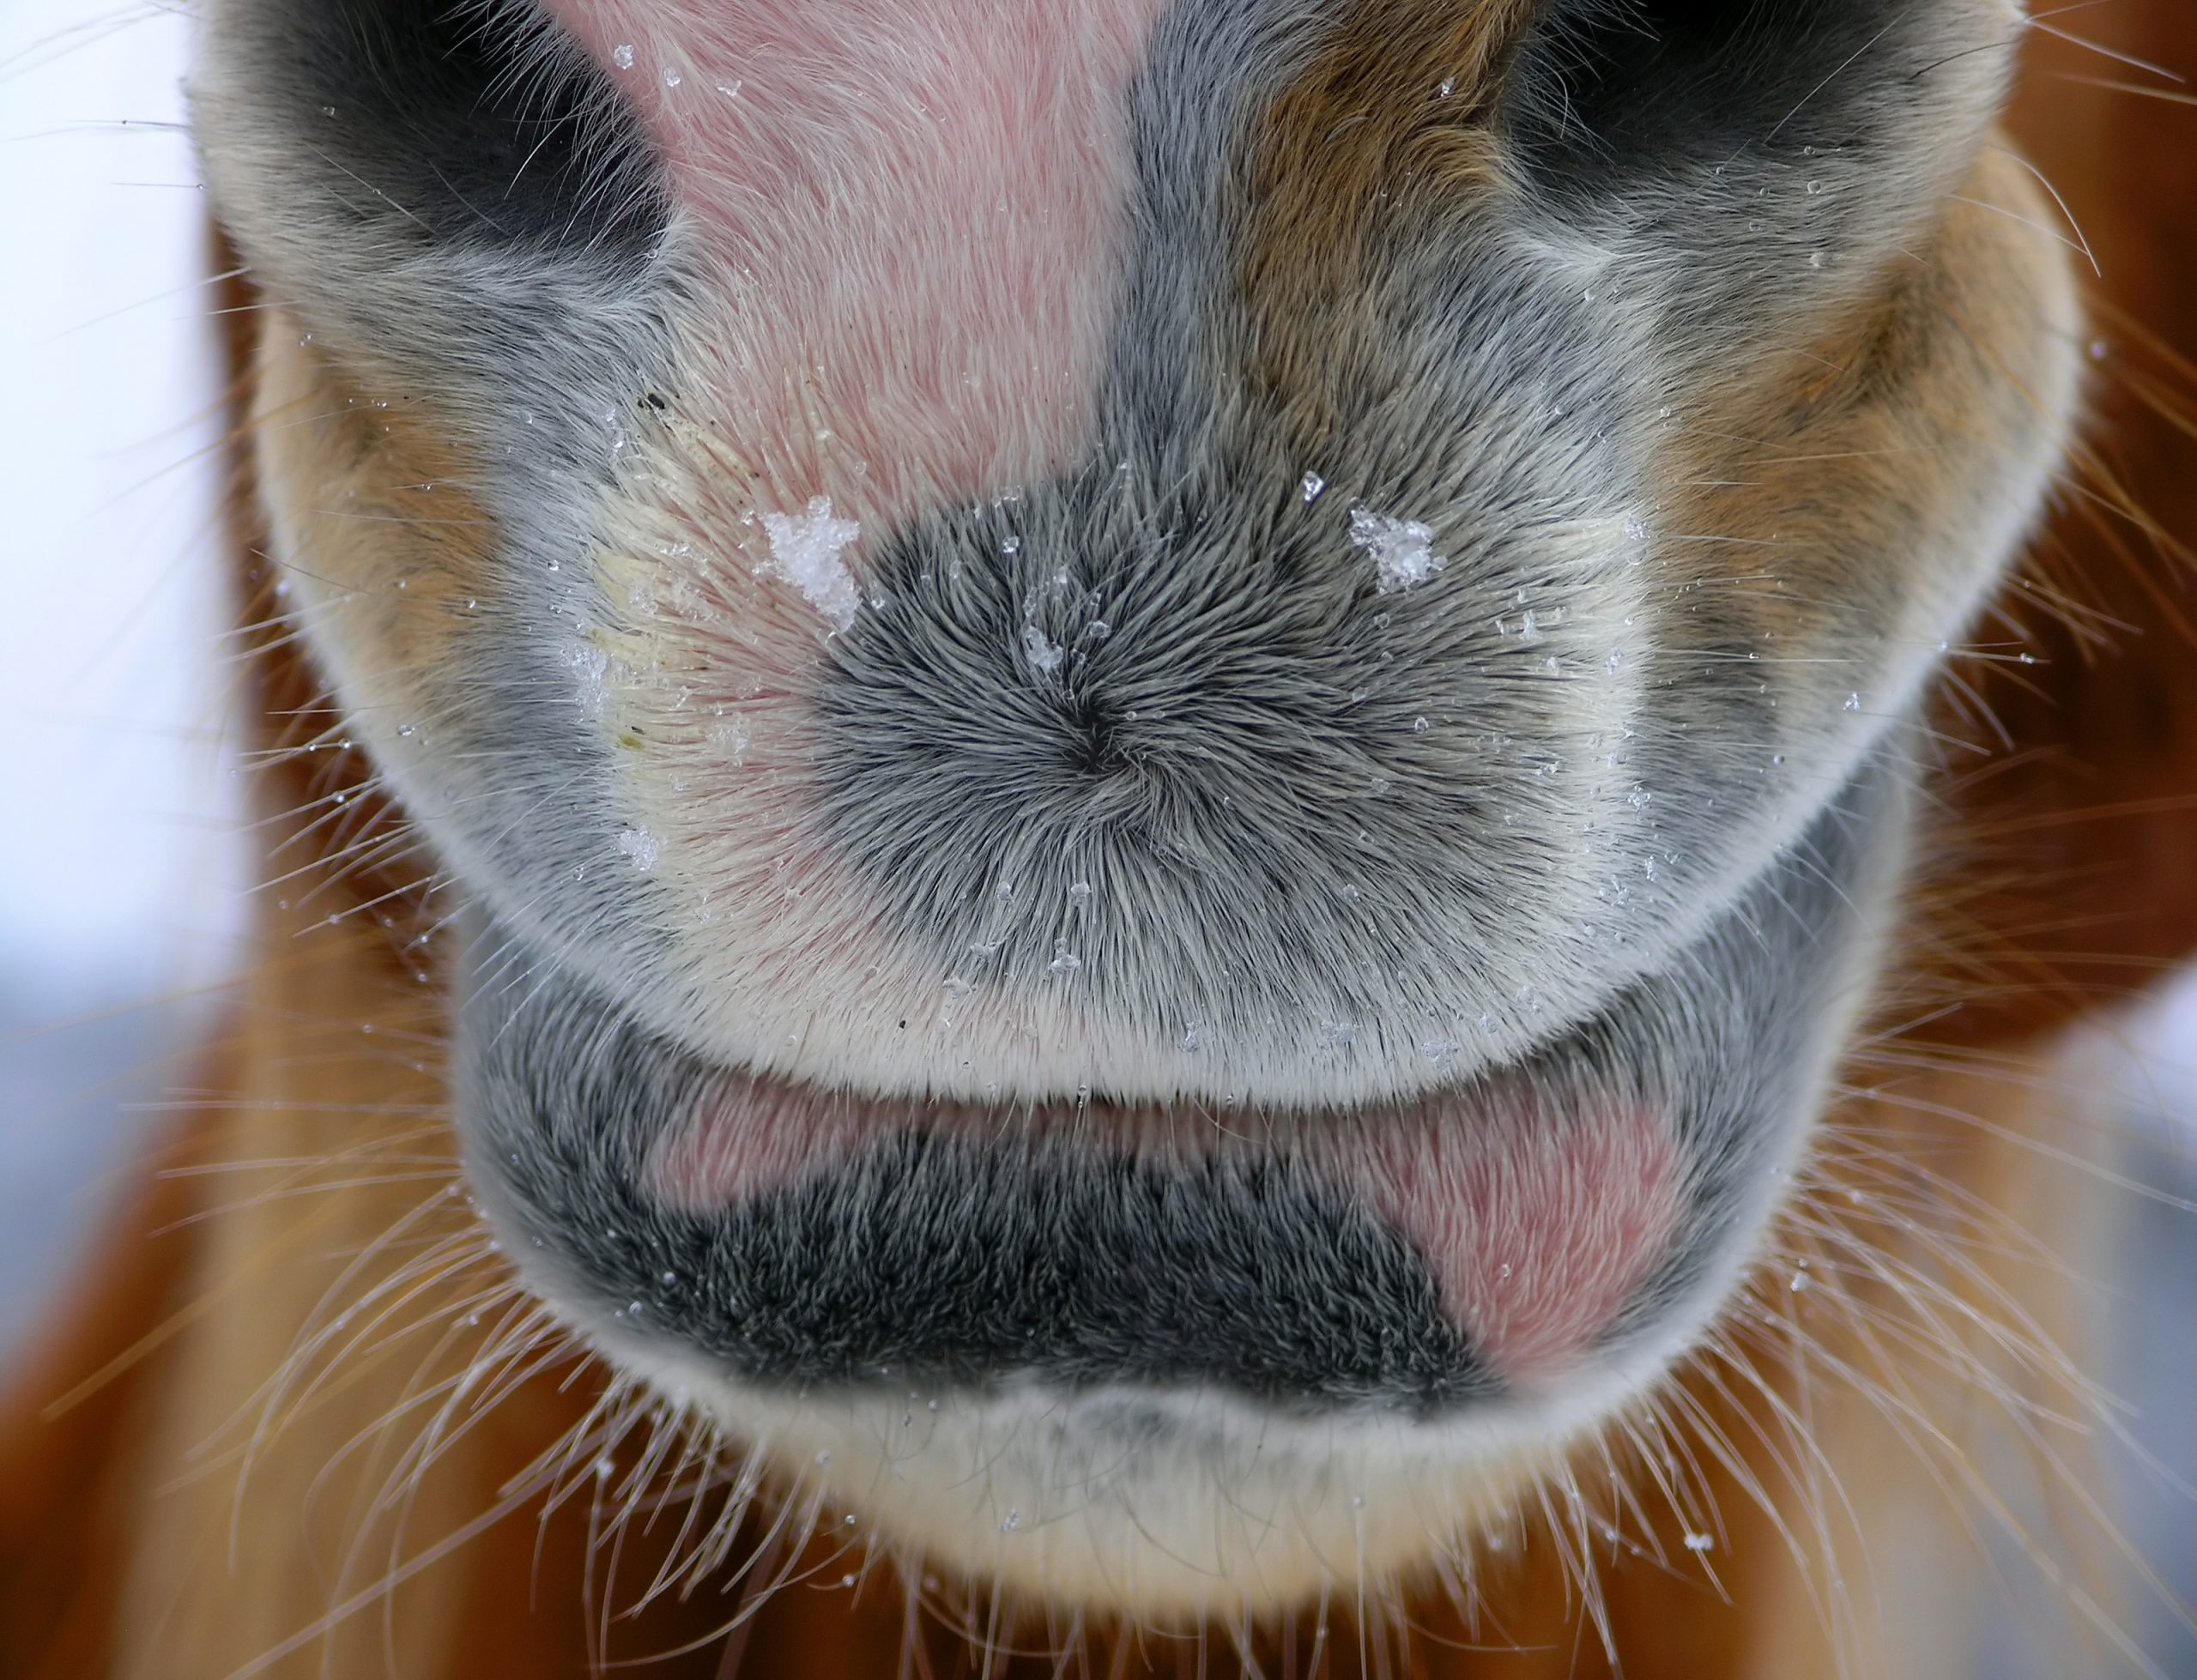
[194,0,692,959]
[802,0,2018,1094]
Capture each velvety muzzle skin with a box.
[455,752,1903,1607]
[199,0,2073,1109]
[188,0,2082,1617]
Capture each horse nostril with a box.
[204,0,669,263]
[1501,0,2020,364]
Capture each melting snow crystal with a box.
[566,642,610,716]
[760,498,862,632]
[1349,507,1447,594]
[1022,624,1066,676]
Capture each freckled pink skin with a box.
[648,1075,1687,1391]
[539,0,1169,532]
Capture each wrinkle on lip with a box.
[469,754,1895,1416]
[645,1061,1686,1388]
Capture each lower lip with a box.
[648,1069,1685,1389]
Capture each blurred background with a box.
[0,0,247,1357]
[3,4,2196,1675]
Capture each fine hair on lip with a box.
[458,751,1892,1444]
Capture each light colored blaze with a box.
[526,0,1187,1105]
[542,0,1167,572]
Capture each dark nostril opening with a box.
[275,0,669,262]
[1504,0,1962,185]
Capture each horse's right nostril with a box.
[1500,0,2020,350]
[194,0,674,363]
[294,0,666,260]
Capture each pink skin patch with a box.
[651,1077,879,1211]
[648,1073,1687,1392]
[1353,1103,1685,1387]
[540,0,1168,557]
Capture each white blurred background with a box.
[2,5,2196,1673]
[0,0,247,1357]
